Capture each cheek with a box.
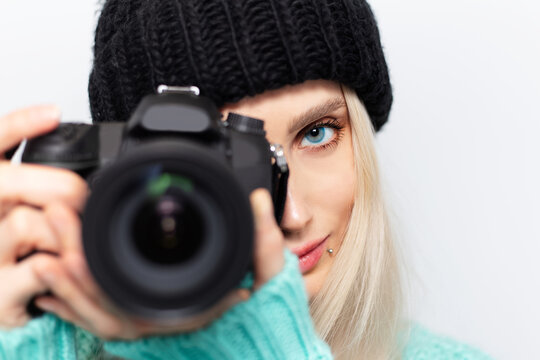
[314,162,355,230]
[294,143,356,227]
[298,150,355,298]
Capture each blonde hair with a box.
[309,85,409,359]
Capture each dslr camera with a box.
[22,85,288,320]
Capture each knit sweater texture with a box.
[0,251,493,360]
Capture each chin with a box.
[303,267,326,300]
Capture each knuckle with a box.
[59,174,88,206]
[7,206,34,236]
[31,253,57,272]
[2,117,22,139]
[29,255,59,284]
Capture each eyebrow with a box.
[287,96,346,134]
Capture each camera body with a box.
[22,86,288,320]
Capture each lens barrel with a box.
[82,140,253,319]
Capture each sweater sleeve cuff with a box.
[104,250,333,360]
[0,314,77,360]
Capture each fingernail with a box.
[35,299,54,312]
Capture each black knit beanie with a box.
[89,0,392,132]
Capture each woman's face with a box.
[221,80,356,299]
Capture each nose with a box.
[279,178,313,238]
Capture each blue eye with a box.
[301,126,335,147]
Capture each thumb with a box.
[250,189,285,290]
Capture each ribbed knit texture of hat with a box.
[89,0,393,132]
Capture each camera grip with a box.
[22,123,100,172]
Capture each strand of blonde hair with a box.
[309,85,408,359]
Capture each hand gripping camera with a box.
[22,86,289,320]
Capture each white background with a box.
[0,1,538,359]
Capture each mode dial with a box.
[226,113,265,135]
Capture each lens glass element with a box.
[132,173,205,265]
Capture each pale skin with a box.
[222,80,355,297]
[0,79,355,339]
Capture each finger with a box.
[0,254,56,328]
[0,163,88,214]
[34,295,114,340]
[62,251,103,305]
[34,295,83,326]
[6,253,57,305]
[250,189,285,290]
[0,206,61,265]
[44,202,83,255]
[0,105,61,155]
[33,258,124,340]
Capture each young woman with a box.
[0,0,493,359]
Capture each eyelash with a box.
[299,118,345,152]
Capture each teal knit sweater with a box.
[0,251,493,359]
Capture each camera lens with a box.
[133,188,205,265]
[112,172,208,267]
[83,140,254,319]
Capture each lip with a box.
[291,235,329,274]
